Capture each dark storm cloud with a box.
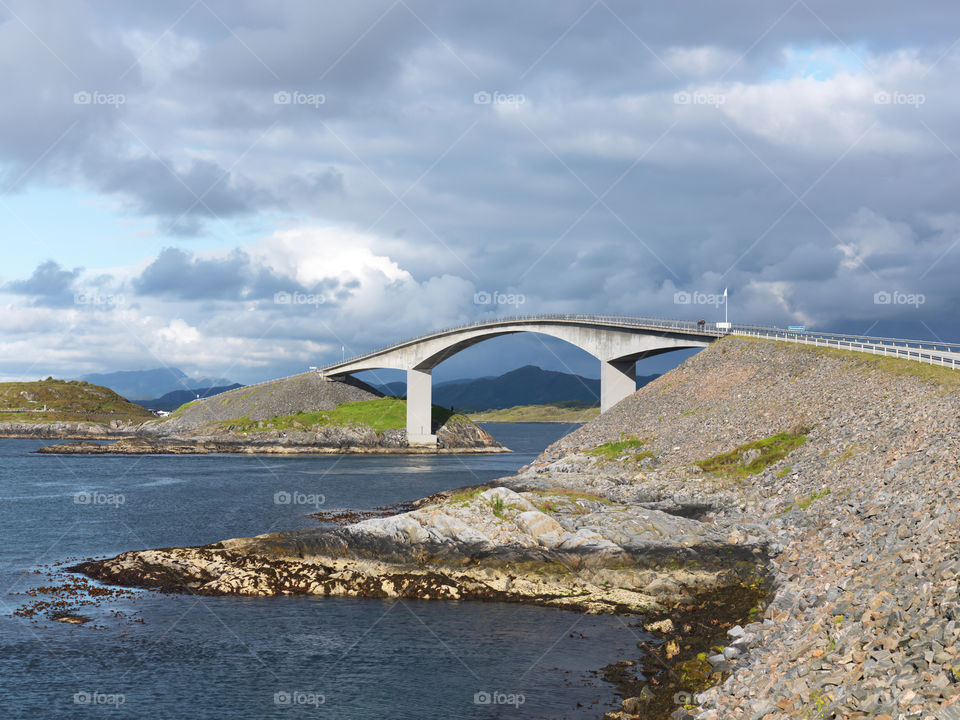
[90,156,267,232]
[133,247,341,301]
[4,261,83,306]
[2,0,960,381]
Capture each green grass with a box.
[531,488,613,504]
[447,487,488,506]
[798,487,831,508]
[741,336,960,389]
[467,401,599,423]
[584,435,647,460]
[531,488,614,513]
[777,487,832,516]
[169,398,200,416]
[214,398,463,434]
[776,466,793,478]
[695,427,810,479]
[0,378,152,422]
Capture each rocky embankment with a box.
[0,419,140,440]
[39,372,504,454]
[73,337,960,717]
[505,338,960,718]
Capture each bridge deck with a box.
[320,314,960,374]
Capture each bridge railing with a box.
[321,314,739,370]
[729,327,960,369]
[319,313,960,373]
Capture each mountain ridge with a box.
[371,364,660,411]
[136,384,245,411]
[78,368,236,400]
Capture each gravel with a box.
[510,336,960,718]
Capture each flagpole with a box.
[724,288,728,325]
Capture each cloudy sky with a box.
[1,0,958,385]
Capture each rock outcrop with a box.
[74,486,758,613]
[0,420,140,439]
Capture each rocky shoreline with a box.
[0,420,139,440]
[70,337,960,718]
[35,419,508,454]
[71,485,762,611]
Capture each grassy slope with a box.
[694,428,810,479]
[0,379,153,423]
[208,397,465,434]
[467,401,600,423]
[763,338,960,388]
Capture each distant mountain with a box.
[376,381,408,398]
[78,368,236,401]
[136,384,245,412]
[372,365,660,411]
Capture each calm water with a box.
[0,424,646,719]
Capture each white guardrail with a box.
[318,314,960,372]
[731,326,960,369]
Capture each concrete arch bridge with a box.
[320,315,719,444]
[320,314,960,444]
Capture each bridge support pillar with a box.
[406,368,436,445]
[600,359,635,413]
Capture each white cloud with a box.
[251,226,411,287]
[836,208,917,270]
[156,318,201,345]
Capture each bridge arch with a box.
[322,316,717,445]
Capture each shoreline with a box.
[34,439,511,455]
[67,481,771,716]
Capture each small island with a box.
[0,378,153,439]
[29,372,505,454]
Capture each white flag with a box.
[723,287,727,297]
